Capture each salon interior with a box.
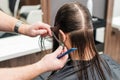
[0,0,120,79]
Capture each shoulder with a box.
[100,54,120,80]
[100,54,120,68]
[48,60,79,80]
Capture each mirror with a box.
[112,0,120,30]
[0,0,41,38]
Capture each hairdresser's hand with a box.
[35,46,68,73]
[19,22,52,37]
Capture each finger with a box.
[44,27,52,36]
[35,30,47,35]
[53,46,63,56]
[58,47,68,60]
[41,33,48,37]
[39,22,52,36]
[59,53,68,62]
[62,47,67,53]
[45,26,52,36]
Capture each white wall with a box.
[113,0,120,17]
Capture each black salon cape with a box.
[38,54,120,80]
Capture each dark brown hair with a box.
[50,2,112,80]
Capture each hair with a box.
[52,2,95,60]
[42,2,112,80]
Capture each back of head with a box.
[53,2,96,60]
[54,2,92,32]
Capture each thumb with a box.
[53,46,63,56]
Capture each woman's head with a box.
[52,2,97,60]
[54,2,93,32]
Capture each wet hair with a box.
[50,2,112,80]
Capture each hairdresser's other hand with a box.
[35,46,68,73]
[19,22,52,37]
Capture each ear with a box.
[59,30,66,42]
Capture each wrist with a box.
[14,21,29,35]
[14,21,23,33]
[34,61,48,74]
[18,23,29,35]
